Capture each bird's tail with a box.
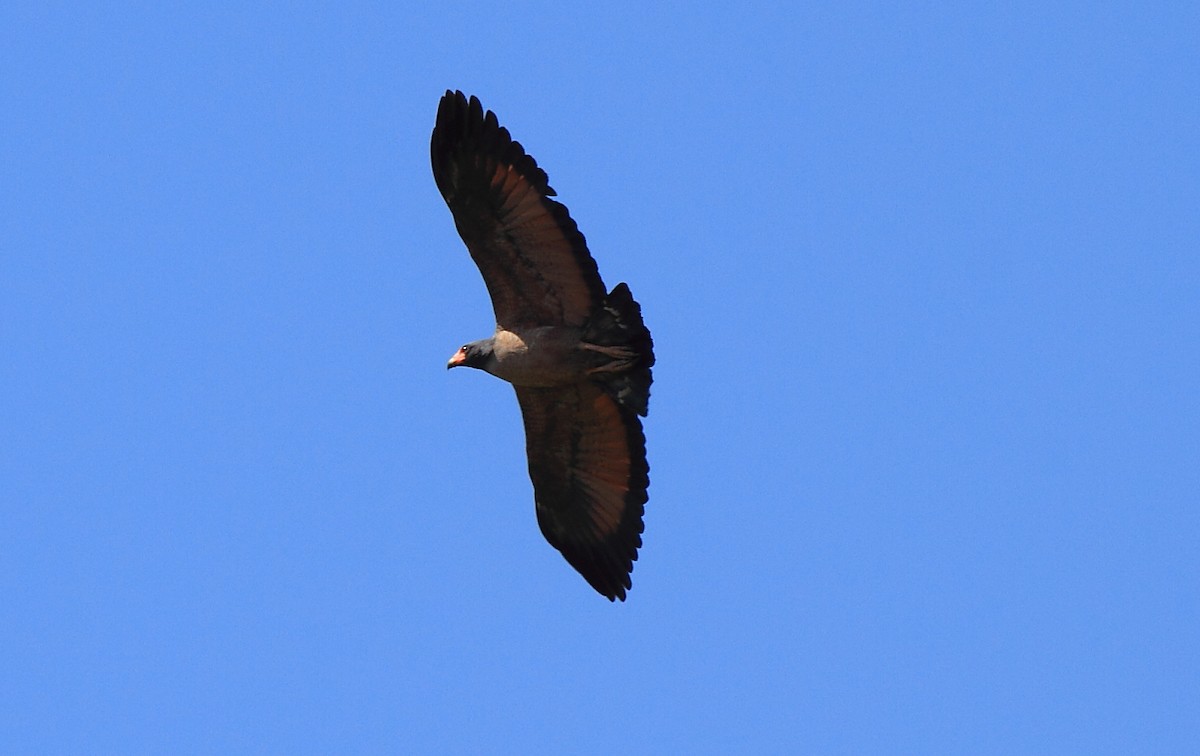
[585,283,655,417]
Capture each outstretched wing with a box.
[431,90,606,329]
[514,383,648,601]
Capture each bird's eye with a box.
[460,345,470,353]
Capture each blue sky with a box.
[3,2,1197,753]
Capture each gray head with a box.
[446,338,497,372]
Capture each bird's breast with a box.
[488,327,587,387]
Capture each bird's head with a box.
[447,339,496,371]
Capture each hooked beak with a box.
[447,347,468,369]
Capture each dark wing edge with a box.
[514,383,648,601]
[431,90,606,328]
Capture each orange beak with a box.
[447,347,468,369]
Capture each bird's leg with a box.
[581,342,637,359]
[582,342,638,374]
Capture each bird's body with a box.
[432,90,654,601]
[458,326,587,387]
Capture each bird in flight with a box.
[431,90,655,601]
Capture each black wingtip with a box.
[431,90,556,199]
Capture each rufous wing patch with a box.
[431,90,606,329]
[515,383,648,600]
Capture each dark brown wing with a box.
[514,383,648,601]
[431,90,606,329]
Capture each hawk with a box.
[432,90,655,600]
